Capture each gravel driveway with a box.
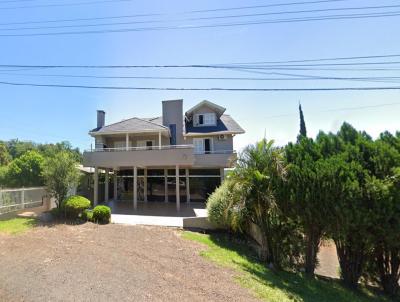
[0,223,258,302]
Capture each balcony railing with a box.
[86,144,194,152]
[85,145,235,155]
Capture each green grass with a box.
[182,231,394,302]
[0,217,37,235]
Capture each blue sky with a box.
[0,0,399,151]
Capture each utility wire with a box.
[0,0,354,26]
[0,80,400,91]
[265,102,400,118]
[0,0,351,11]
[4,56,400,69]
[0,10,398,37]
[0,0,134,10]
[2,71,400,84]
[2,3,399,32]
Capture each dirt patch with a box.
[316,240,340,279]
[0,223,258,302]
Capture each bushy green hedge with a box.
[207,180,244,231]
[62,195,91,219]
[92,205,111,224]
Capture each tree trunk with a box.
[336,240,365,289]
[377,246,400,297]
[305,229,321,276]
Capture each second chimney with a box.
[97,110,105,128]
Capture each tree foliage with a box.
[207,122,400,297]
[3,150,45,188]
[42,151,80,208]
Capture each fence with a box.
[0,187,47,215]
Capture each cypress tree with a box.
[299,103,307,138]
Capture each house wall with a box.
[101,134,170,148]
[184,135,233,152]
[162,100,184,145]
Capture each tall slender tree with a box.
[298,103,307,139]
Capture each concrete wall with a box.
[103,134,169,148]
[83,147,195,168]
[185,135,233,152]
[162,100,184,145]
[193,153,237,168]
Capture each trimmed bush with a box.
[92,205,111,224]
[83,209,93,221]
[62,195,91,219]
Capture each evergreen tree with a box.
[299,103,307,138]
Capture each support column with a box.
[133,166,137,210]
[185,168,190,203]
[93,167,99,206]
[176,165,180,211]
[158,131,162,150]
[164,168,168,203]
[144,168,148,202]
[125,133,129,150]
[113,169,118,202]
[105,169,109,202]
[220,168,225,183]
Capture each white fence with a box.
[0,187,47,215]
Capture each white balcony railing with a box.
[85,144,194,152]
[85,145,235,155]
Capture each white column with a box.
[176,165,180,211]
[144,168,148,202]
[133,166,137,210]
[164,168,168,203]
[159,131,162,150]
[185,168,190,203]
[220,168,225,183]
[93,167,99,206]
[105,169,109,202]
[113,169,118,202]
[125,133,129,150]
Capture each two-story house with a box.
[82,99,244,211]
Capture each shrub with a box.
[62,195,91,219]
[83,209,93,221]
[207,180,244,231]
[92,205,111,224]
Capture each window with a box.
[169,124,177,145]
[137,140,155,148]
[195,113,216,126]
[193,138,213,154]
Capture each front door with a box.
[204,139,211,154]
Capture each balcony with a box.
[83,145,195,168]
[83,145,237,168]
[193,150,237,167]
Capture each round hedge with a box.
[62,195,91,219]
[92,205,111,224]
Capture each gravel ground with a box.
[0,223,258,302]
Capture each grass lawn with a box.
[0,217,37,235]
[182,231,394,302]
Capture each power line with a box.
[0,0,351,11]
[2,3,400,32]
[0,10,399,36]
[4,57,400,69]
[265,102,400,119]
[2,71,400,84]
[0,0,353,26]
[0,0,134,10]
[0,80,400,91]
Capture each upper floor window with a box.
[194,113,216,126]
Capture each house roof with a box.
[185,100,226,119]
[184,114,245,136]
[90,117,169,136]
